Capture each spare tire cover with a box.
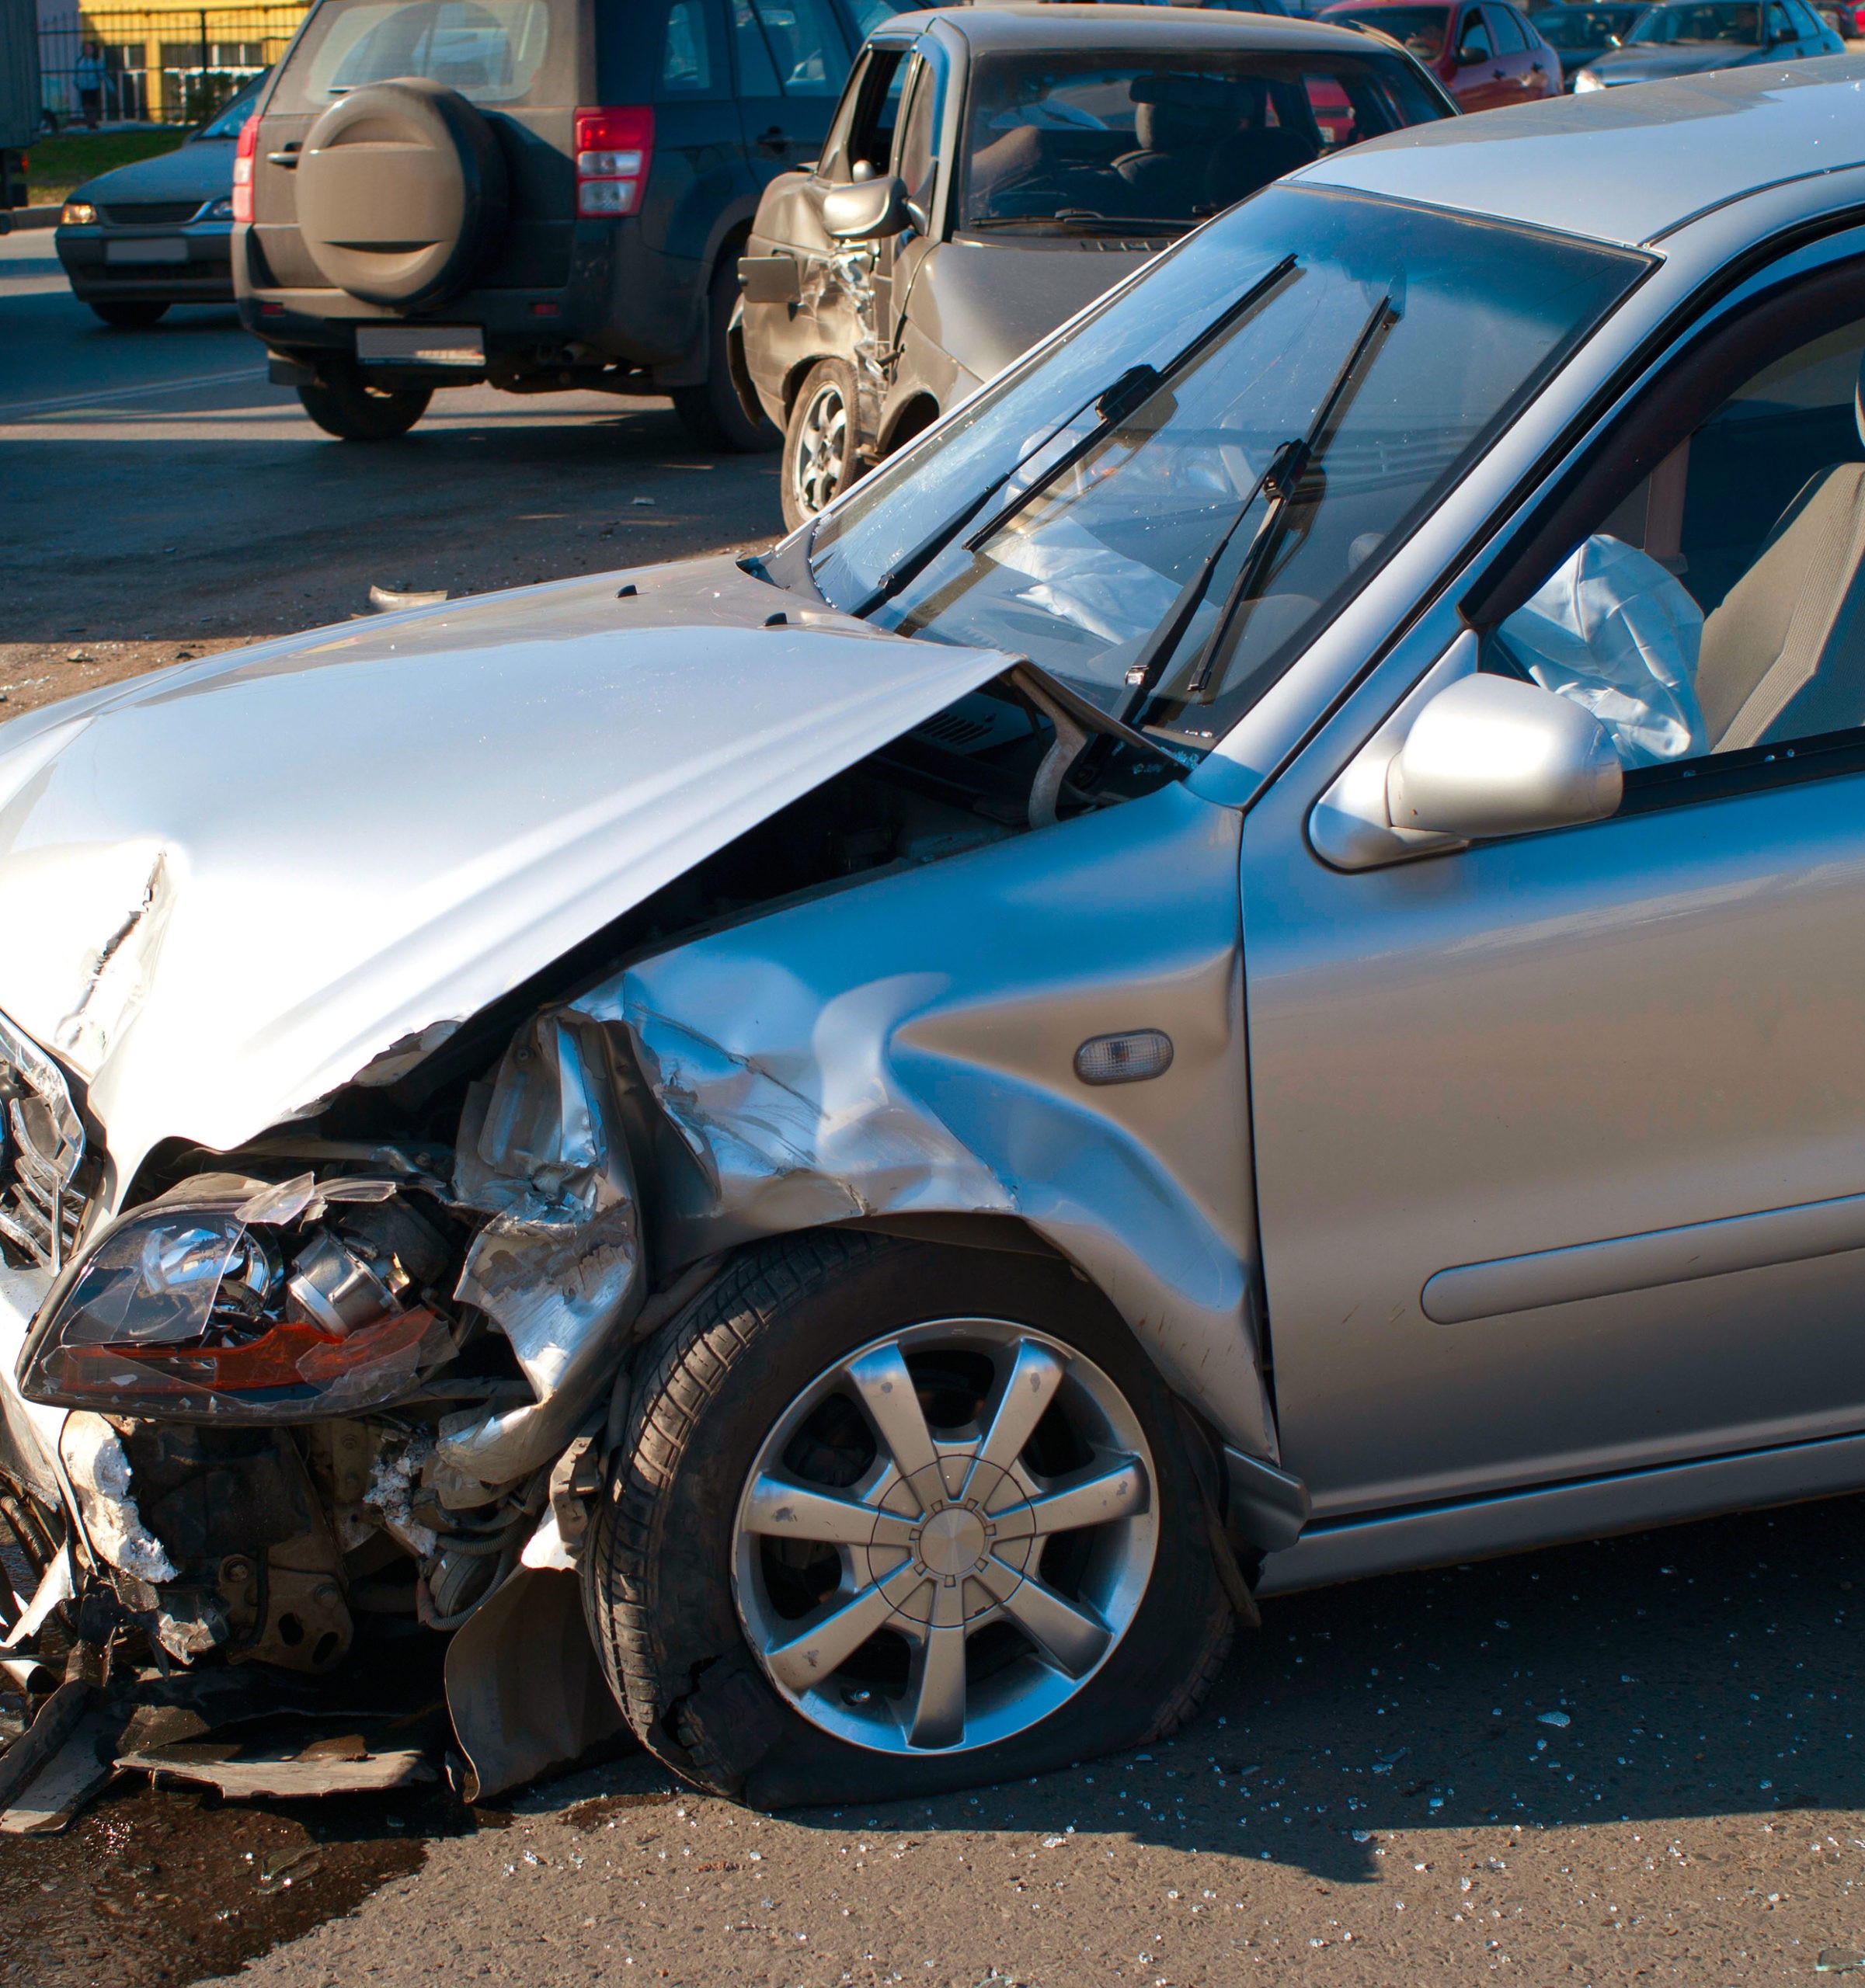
[296,78,509,311]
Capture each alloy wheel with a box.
[732,1318,1157,1755]
[791,379,850,516]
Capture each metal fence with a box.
[39,5,307,127]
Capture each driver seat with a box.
[1696,349,1865,749]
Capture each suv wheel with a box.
[673,259,781,455]
[780,359,862,531]
[90,301,168,328]
[584,1231,1235,1807]
[297,362,432,442]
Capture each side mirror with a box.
[1387,673,1622,838]
[821,173,910,242]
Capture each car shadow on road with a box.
[767,1489,1865,1888]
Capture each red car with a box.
[1321,0,1561,106]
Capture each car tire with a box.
[672,258,781,456]
[296,363,432,442]
[89,300,169,328]
[583,1229,1235,1808]
[778,358,863,531]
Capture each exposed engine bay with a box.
[0,642,1220,1807]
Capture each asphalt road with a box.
[0,227,786,690]
[9,223,1865,1988]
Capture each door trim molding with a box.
[1421,1187,1865,1324]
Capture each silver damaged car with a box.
[6,57,1865,1810]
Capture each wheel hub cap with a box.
[733,1319,1157,1756]
[914,1503,988,1580]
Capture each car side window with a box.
[730,0,781,94]
[663,0,728,96]
[1488,6,1529,50]
[820,43,906,179]
[1479,302,1865,781]
[1766,1,1794,33]
[1456,10,1494,60]
[742,0,847,96]
[894,54,938,210]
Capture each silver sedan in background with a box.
[2,58,1865,1814]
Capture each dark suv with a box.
[238,0,915,440]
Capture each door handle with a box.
[267,143,300,167]
[755,124,791,158]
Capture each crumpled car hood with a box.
[0,557,1013,1190]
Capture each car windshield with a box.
[1320,5,1449,57]
[274,0,569,110]
[1535,5,1644,47]
[808,186,1648,754]
[1627,0,1763,37]
[959,49,1449,233]
[195,72,266,138]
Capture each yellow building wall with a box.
[76,2,307,120]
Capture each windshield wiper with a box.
[1118,289,1400,725]
[841,252,1297,620]
[962,252,1300,558]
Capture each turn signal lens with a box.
[574,106,652,218]
[1074,1030,1174,1086]
[231,113,258,223]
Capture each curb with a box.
[0,207,60,232]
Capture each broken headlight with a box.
[19,1176,458,1420]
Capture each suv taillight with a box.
[232,113,258,224]
[575,106,653,217]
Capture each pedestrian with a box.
[74,43,106,130]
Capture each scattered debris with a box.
[0,1682,95,1814]
[1818,1952,1865,1973]
[117,1709,442,1799]
[0,1706,121,1835]
[565,1789,676,1831]
[1537,1711,1572,1729]
[259,1844,325,1892]
[368,584,450,612]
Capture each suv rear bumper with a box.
[236,224,711,387]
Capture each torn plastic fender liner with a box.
[445,1566,627,1802]
[576,779,1279,1463]
[440,1011,645,1487]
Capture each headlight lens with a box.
[60,200,96,226]
[1573,68,1606,89]
[204,195,234,221]
[20,1186,454,1420]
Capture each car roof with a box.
[1300,54,1865,245]
[903,4,1399,55]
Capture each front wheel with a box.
[584,1231,1234,1807]
[297,362,431,440]
[779,357,862,531]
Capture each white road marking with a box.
[0,364,270,419]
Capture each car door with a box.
[1447,4,1511,107]
[1504,4,1562,92]
[1244,248,1865,1522]
[1483,4,1539,93]
[731,0,851,188]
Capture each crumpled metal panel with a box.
[440,1013,644,1486]
[796,245,890,448]
[575,779,1276,1461]
[0,558,1017,1208]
